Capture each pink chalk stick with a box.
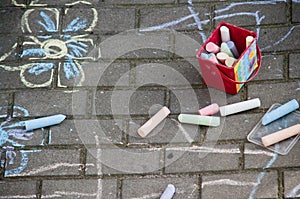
[208,54,219,64]
[198,103,220,116]
[206,42,220,53]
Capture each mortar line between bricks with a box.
[278,170,284,199]
[284,53,290,80]
[36,180,42,199]
[198,174,202,199]
[117,178,122,199]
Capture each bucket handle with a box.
[219,45,261,84]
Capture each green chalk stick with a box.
[178,114,220,127]
[221,42,234,58]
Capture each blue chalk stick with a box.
[262,99,299,125]
[200,53,209,59]
[226,41,240,58]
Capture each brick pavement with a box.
[0,0,300,198]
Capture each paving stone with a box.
[0,9,24,34]
[202,171,278,199]
[59,61,131,87]
[207,113,262,141]
[94,89,166,116]
[5,149,81,177]
[0,180,37,198]
[96,8,136,33]
[135,61,203,87]
[49,119,124,145]
[255,54,284,80]
[85,147,163,175]
[248,81,300,108]
[289,53,300,78]
[99,30,173,60]
[284,170,300,198]
[214,2,287,26]
[127,116,202,144]
[41,179,117,199]
[0,93,10,117]
[0,0,26,6]
[29,0,98,6]
[105,0,175,4]
[122,176,199,198]
[259,26,300,52]
[170,88,216,114]
[140,5,210,31]
[165,144,241,173]
[244,143,300,169]
[14,90,88,116]
[0,67,28,89]
[0,35,19,61]
[292,1,300,23]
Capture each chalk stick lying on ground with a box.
[160,184,176,199]
[138,106,170,138]
[220,98,261,116]
[198,103,220,116]
[178,114,220,127]
[25,114,66,131]
[261,124,300,147]
[262,99,299,126]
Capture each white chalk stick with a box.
[178,114,220,126]
[160,184,176,199]
[225,57,236,67]
[220,98,261,116]
[138,106,170,138]
[246,36,254,48]
[198,103,220,116]
[25,114,66,131]
[216,52,229,64]
[261,124,300,147]
[220,26,230,42]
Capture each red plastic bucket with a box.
[196,22,262,95]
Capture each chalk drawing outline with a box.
[0,106,44,176]
[0,2,99,88]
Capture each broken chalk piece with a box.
[178,114,220,127]
[198,103,220,116]
[261,124,300,147]
[262,99,299,126]
[221,42,234,58]
[220,26,230,42]
[25,114,66,131]
[138,106,170,138]
[160,184,176,199]
[226,41,240,58]
[206,42,220,54]
[246,36,254,48]
[216,52,229,64]
[225,57,236,67]
[220,98,261,116]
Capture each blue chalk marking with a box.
[248,152,278,199]
[64,17,87,32]
[69,40,89,48]
[37,35,52,39]
[38,11,57,32]
[20,48,45,58]
[13,106,30,117]
[67,43,88,57]
[28,63,55,75]
[262,99,299,125]
[5,151,28,176]
[63,58,80,79]
[0,129,9,146]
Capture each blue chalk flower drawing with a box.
[0,2,99,88]
[0,106,43,176]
